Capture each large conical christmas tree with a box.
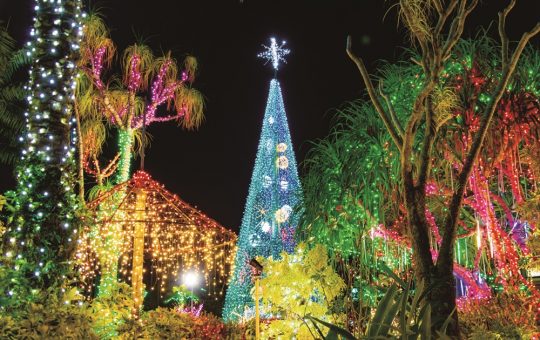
[223,38,302,321]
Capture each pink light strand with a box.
[128,54,142,92]
[91,46,106,90]
[132,60,186,128]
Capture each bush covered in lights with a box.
[458,289,539,339]
[256,243,346,339]
[117,308,228,339]
[0,288,97,339]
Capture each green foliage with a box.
[300,33,540,333]
[118,308,227,339]
[0,23,30,166]
[0,288,97,339]
[459,290,538,340]
[90,282,135,339]
[299,99,403,258]
[256,243,346,338]
[224,318,256,340]
[307,280,451,339]
[164,284,199,307]
[306,315,356,340]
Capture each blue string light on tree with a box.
[223,37,303,322]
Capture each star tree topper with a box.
[258,37,290,70]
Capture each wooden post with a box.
[255,276,260,340]
[132,188,147,316]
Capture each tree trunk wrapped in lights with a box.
[76,170,237,313]
[1,0,84,304]
[223,38,303,322]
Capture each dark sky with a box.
[1,0,539,233]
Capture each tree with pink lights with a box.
[76,15,203,192]
[75,16,204,297]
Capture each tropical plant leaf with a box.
[367,284,398,338]
[307,315,357,340]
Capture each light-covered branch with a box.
[438,18,540,271]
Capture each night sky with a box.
[1,0,539,234]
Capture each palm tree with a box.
[1,0,84,304]
[78,15,204,188]
[0,23,29,166]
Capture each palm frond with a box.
[153,52,178,83]
[183,55,198,82]
[132,128,152,158]
[81,118,107,159]
[175,86,205,130]
[0,23,27,166]
[0,145,18,166]
[432,85,459,130]
[0,85,25,102]
[3,49,31,82]
[0,24,15,61]
[122,44,154,90]
[398,0,434,43]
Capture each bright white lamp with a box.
[182,271,199,288]
[182,271,200,308]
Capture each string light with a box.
[76,171,236,309]
[299,43,540,317]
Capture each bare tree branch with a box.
[379,82,405,138]
[499,0,517,70]
[442,0,478,60]
[417,97,436,189]
[100,94,124,128]
[432,0,444,16]
[346,36,404,150]
[434,0,459,37]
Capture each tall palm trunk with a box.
[115,128,135,184]
[96,128,134,297]
[6,0,83,295]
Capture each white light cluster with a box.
[258,37,290,71]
